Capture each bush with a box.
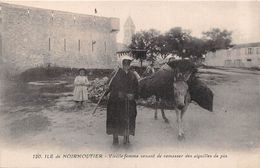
[130,66,147,76]
[248,66,260,71]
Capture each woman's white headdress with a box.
[117,55,133,68]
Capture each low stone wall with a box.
[18,66,114,82]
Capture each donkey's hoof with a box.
[177,134,185,141]
[164,119,169,123]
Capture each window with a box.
[92,40,96,52]
[0,34,2,57]
[234,59,242,67]
[227,50,231,57]
[48,38,51,51]
[247,48,253,55]
[247,59,252,62]
[224,59,232,66]
[104,41,106,52]
[256,48,260,54]
[78,40,81,52]
[236,49,240,56]
[64,39,66,52]
[50,11,54,22]
[26,9,30,17]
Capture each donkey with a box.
[153,72,191,140]
[138,67,192,140]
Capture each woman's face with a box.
[168,57,175,63]
[122,60,131,71]
[79,70,85,76]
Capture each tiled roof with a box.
[233,42,260,49]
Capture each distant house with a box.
[205,42,260,68]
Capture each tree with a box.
[129,29,161,63]
[164,27,192,59]
[202,28,233,52]
[183,37,208,59]
[129,27,233,63]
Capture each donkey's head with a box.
[173,70,191,110]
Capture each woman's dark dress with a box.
[106,68,138,136]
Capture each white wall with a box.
[205,46,260,68]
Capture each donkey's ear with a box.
[183,72,192,82]
[175,67,180,74]
[173,75,177,81]
[173,68,180,81]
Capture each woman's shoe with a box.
[113,136,119,145]
[123,135,130,145]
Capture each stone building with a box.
[116,16,136,64]
[0,5,2,64]
[123,16,135,46]
[0,3,119,74]
[205,42,260,68]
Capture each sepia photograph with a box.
[0,0,259,167]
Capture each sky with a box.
[3,0,260,44]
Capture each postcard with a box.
[0,1,259,167]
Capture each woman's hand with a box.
[118,92,125,99]
[127,94,134,100]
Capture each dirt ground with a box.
[0,67,259,167]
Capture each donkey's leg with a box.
[179,94,190,137]
[154,97,160,120]
[179,106,188,136]
[161,107,169,123]
[154,100,158,120]
[175,108,184,140]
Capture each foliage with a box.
[129,29,161,63]
[202,28,233,52]
[129,27,233,62]
[184,37,208,58]
[164,27,192,58]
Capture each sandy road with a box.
[0,67,259,167]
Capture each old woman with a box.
[106,55,139,145]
